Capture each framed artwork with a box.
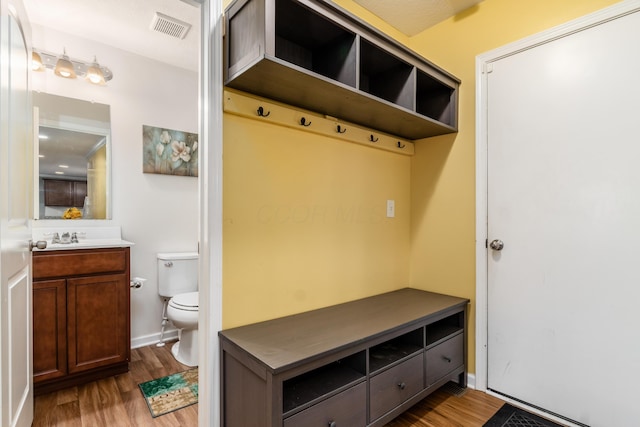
[143,125,198,176]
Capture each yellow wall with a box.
[221,0,620,375]
[223,113,411,327]
[407,0,620,374]
[87,144,107,219]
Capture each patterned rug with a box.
[138,368,198,417]
[484,403,564,427]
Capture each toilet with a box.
[157,252,199,366]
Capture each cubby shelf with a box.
[283,353,366,414]
[369,328,423,374]
[224,0,460,140]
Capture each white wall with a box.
[31,25,199,347]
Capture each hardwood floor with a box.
[386,385,504,427]
[33,341,198,427]
[33,342,504,426]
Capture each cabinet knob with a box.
[442,356,452,363]
[328,421,336,427]
[397,382,406,390]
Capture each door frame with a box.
[198,0,223,426]
[475,0,640,404]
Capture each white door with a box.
[0,1,34,427]
[486,5,640,427]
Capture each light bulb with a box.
[54,49,77,79]
[85,56,106,85]
[32,51,44,71]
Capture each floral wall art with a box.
[143,125,198,176]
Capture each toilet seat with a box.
[169,291,199,312]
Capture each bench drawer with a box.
[426,333,463,386]
[283,382,366,427]
[369,353,424,421]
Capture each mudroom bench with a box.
[219,288,469,426]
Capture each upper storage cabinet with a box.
[224,0,460,140]
[274,0,357,88]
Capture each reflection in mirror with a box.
[34,93,110,220]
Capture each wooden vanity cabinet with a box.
[32,247,130,395]
[219,288,468,427]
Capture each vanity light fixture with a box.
[32,51,44,72]
[54,48,76,79]
[85,57,106,85]
[32,48,113,85]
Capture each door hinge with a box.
[485,238,488,248]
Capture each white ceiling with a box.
[354,0,483,36]
[23,0,201,72]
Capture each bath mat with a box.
[484,403,564,427]
[138,368,198,417]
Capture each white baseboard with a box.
[130,329,179,349]
[466,372,476,389]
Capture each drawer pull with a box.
[442,356,452,363]
[397,382,406,390]
[328,421,336,427]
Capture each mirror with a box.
[34,93,111,220]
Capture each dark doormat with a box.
[484,403,565,427]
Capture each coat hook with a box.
[336,125,347,134]
[397,141,406,149]
[257,106,270,117]
[300,117,311,127]
[369,135,379,142]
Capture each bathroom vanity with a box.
[219,288,468,426]
[32,241,131,395]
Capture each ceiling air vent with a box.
[150,12,192,39]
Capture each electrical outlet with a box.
[386,200,395,218]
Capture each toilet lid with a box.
[169,291,199,310]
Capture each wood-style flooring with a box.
[33,341,197,427]
[33,342,505,426]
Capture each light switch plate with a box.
[386,200,395,218]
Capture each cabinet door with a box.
[43,179,87,207]
[33,279,67,382]
[43,179,73,206]
[73,181,87,207]
[67,273,130,373]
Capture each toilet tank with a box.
[157,252,198,298]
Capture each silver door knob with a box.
[29,240,47,251]
[489,239,504,251]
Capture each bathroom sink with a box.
[32,226,134,251]
[42,239,134,251]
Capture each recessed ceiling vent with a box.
[150,12,192,39]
